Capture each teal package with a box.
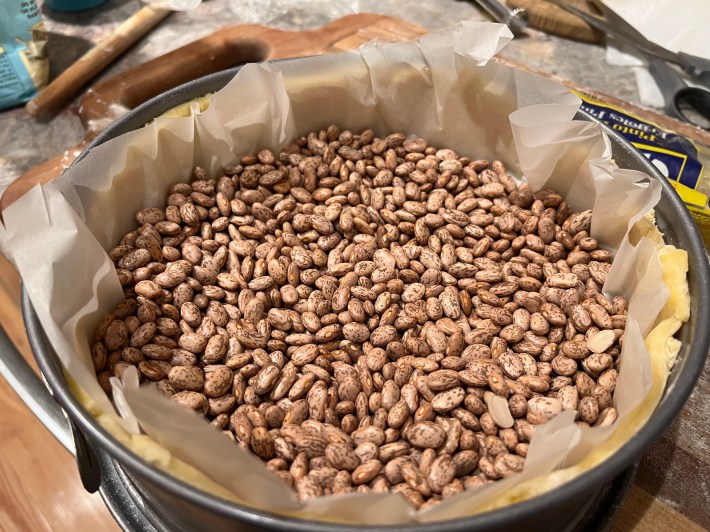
[0,0,49,110]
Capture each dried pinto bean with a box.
[95,127,627,509]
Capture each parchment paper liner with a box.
[0,22,688,524]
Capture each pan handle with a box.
[0,315,102,492]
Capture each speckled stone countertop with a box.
[0,0,640,191]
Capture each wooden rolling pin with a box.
[25,5,171,118]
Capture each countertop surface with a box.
[0,1,707,531]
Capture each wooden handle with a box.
[508,0,602,42]
[26,6,171,118]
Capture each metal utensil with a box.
[549,0,710,79]
[469,0,529,35]
[549,0,710,130]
